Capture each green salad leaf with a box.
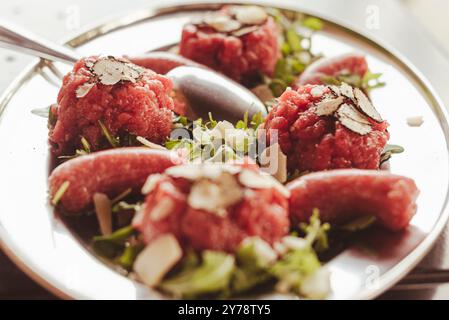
[57,136,92,160]
[269,247,321,294]
[302,17,324,31]
[264,9,323,97]
[300,209,331,253]
[92,225,135,259]
[115,244,144,269]
[231,266,272,295]
[157,213,331,299]
[98,120,119,148]
[160,251,235,298]
[111,201,141,213]
[230,238,275,294]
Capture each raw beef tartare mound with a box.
[133,162,290,252]
[179,5,281,83]
[49,56,177,155]
[263,83,389,172]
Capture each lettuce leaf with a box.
[159,251,235,298]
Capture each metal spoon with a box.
[0,20,267,122]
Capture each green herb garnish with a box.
[115,244,144,269]
[300,209,331,253]
[111,201,141,213]
[57,136,91,160]
[98,120,119,148]
[302,17,324,31]
[51,181,70,206]
[264,10,323,96]
[380,144,405,164]
[80,136,91,153]
[322,70,386,93]
[92,225,135,259]
[269,247,321,295]
[160,251,235,298]
[111,188,132,204]
[31,106,50,118]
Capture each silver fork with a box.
[0,20,79,86]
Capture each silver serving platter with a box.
[1,0,449,300]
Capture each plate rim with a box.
[1,1,449,300]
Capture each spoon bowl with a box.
[167,66,266,122]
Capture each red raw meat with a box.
[296,53,368,86]
[133,165,290,252]
[179,6,281,82]
[262,85,389,172]
[287,169,419,231]
[49,148,183,213]
[49,56,178,156]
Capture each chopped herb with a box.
[286,27,302,53]
[92,225,135,259]
[165,139,185,150]
[231,264,272,294]
[57,149,88,160]
[302,17,324,31]
[57,137,92,160]
[112,201,141,213]
[98,120,119,148]
[51,181,70,206]
[321,70,386,93]
[362,71,386,91]
[236,112,249,130]
[269,247,321,295]
[250,112,265,130]
[176,115,189,126]
[300,209,331,253]
[80,136,91,153]
[206,112,218,129]
[111,188,132,204]
[165,111,265,163]
[160,251,235,298]
[31,106,50,118]
[115,244,144,269]
[380,144,405,164]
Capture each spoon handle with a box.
[0,20,80,64]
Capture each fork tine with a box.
[44,60,65,80]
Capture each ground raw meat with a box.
[49,56,180,156]
[287,169,419,231]
[49,148,183,213]
[133,163,290,252]
[296,53,368,86]
[179,6,281,83]
[263,85,389,172]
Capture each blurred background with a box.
[0,0,448,92]
[0,0,448,299]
